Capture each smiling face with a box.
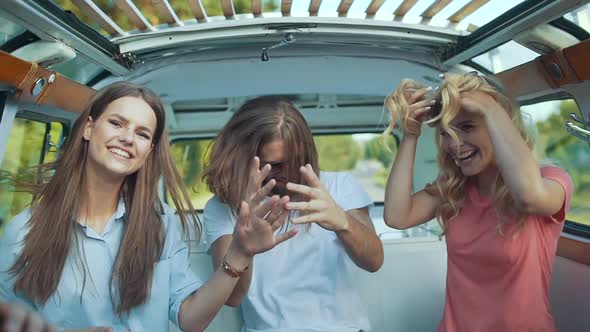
[439,110,496,177]
[83,96,157,181]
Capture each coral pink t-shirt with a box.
[438,167,573,332]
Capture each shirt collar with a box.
[113,196,127,221]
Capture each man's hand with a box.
[0,303,57,332]
[245,156,274,206]
[285,165,349,232]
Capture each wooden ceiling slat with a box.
[365,0,385,19]
[281,0,293,16]
[151,0,182,26]
[448,0,490,23]
[309,0,322,17]
[70,0,125,36]
[114,0,155,31]
[252,0,263,17]
[220,0,236,19]
[337,0,354,17]
[188,0,208,22]
[393,0,418,17]
[421,0,452,19]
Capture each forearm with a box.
[210,235,252,306]
[213,246,252,306]
[336,213,384,272]
[384,136,418,227]
[483,108,542,202]
[180,245,250,331]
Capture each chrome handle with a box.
[566,121,590,143]
[570,112,588,125]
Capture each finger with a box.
[26,311,45,332]
[266,196,289,223]
[249,156,260,179]
[411,98,436,110]
[271,210,289,232]
[285,200,324,212]
[413,106,433,120]
[274,228,298,246]
[257,163,271,182]
[4,304,27,332]
[286,182,316,197]
[251,179,275,206]
[238,201,250,228]
[90,327,113,332]
[0,303,7,318]
[254,195,279,219]
[292,212,323,224]
[409,87,433,104]
[301,164,322,188]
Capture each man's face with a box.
[259,139,290,197]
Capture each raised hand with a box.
[285,165,349,232]
[232,198,297,257]
[402,86,436,138]
[245,156,274,207]
[459,90,503,116]
[0,303,57,332]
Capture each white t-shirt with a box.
[204,172,373,332]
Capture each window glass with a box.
[169,139,214,210]
[522,99,590,227]
[564,4,590,34]
[0,12,26,47]
[49,56,104,85]
[170,133,441,239]
[472,40,539,73]
[170,133,397,210]
[0,118,64,232]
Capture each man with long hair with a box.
[202,96,384,332]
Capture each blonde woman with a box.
[384,73,573,331]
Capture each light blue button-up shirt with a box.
[0,199,202,332]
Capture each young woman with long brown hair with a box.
[384,73,573,331]
[0,82,294,332]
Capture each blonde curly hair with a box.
[386,72,535,234]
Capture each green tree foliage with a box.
[0,120,62,233]
[314,135,362,171]
[364,135,397,169]
[56,0,278,34]
[169,139,214,208]
[536,100,590,224]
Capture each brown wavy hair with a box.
[386,73,534,234]
[203,96,319,214]
[9,82,200,314]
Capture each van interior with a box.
[0,0,589,331]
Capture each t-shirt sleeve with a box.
[331,173,373,211]
[162,208,204,328]
[203,196,236,252]
[0,209,37,309]
[540,166,573,224]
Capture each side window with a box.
[0,118,64,231]
[169,139,214,210]
[170,134,397,210]
[522,99,590,230]
[314,134,397,202]
[171,133,442,239]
